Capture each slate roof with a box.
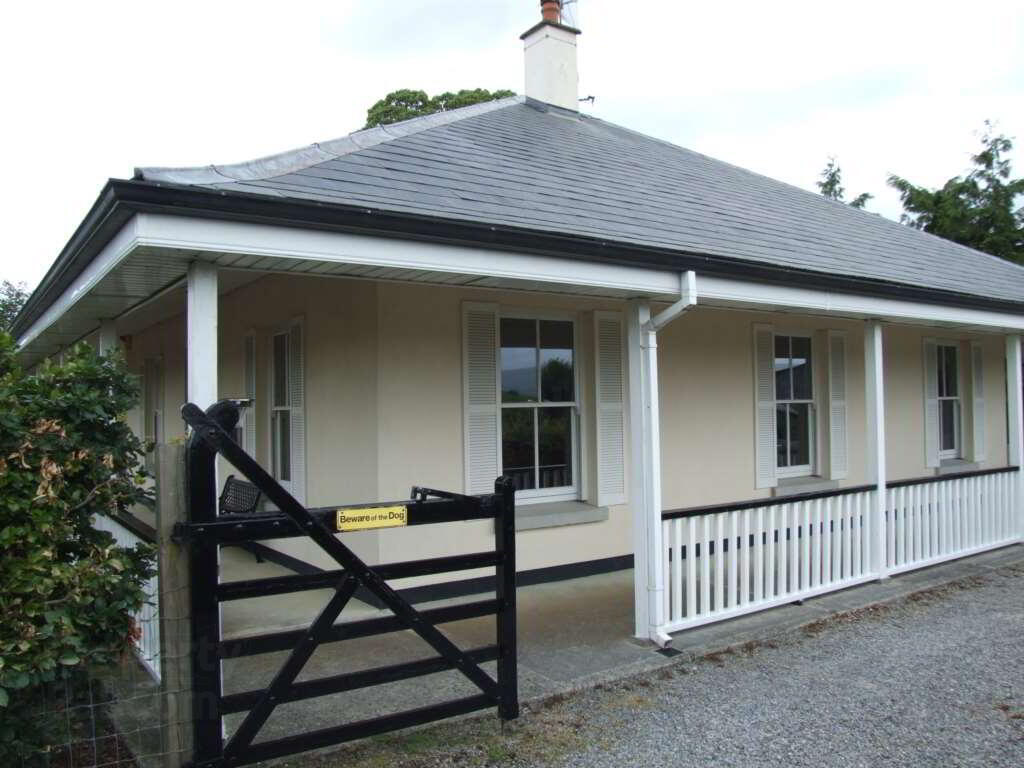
[137,96,1024,305]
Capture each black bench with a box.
[219,475,264,562]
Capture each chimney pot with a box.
[540,0,561,24]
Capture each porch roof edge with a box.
[13,178,1024,341]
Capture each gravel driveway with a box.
[302,559,1024,768]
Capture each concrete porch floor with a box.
[216,544,1024,747]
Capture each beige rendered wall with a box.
[120,272,1015,583]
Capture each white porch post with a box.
[1005,335,1024,540]
[627,300,667,643]
[98,319,118,356]
[864,320,888,578]
[186,262,218,410]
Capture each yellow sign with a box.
[336,505,408,532]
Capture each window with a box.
[937,343,961,458]
[233,334,257,453]
[774,334,815,476]
[271,331,292,482]
[143,358,164,471]
[499,317,577,500]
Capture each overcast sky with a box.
[2,0,1021,289]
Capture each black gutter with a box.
[14,178,1024,339]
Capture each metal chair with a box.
[219,475,264,562]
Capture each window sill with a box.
[772,476,839,498]
[513,501,609,531]
[936,459,979,476]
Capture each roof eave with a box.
[15,178,1024,340]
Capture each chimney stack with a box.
[521,0,580,112]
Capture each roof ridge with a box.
[134,94,526,186]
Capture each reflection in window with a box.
[499,318,576,494]
[774,335,814,472]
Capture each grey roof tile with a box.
[137,98,1024,304]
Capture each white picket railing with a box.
[94,513,161,681]
[886,469,1019,575]
[661,487,877,633]
[660,467,1021,635]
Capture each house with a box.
[12,0,1024,647]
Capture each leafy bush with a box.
[0,335,154,760]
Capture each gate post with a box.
[186,404,238,766]
[156,443,193,768]
[493,476,519,720]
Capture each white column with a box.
[186,262,218,411]
[1005,335,1024,540]
[627,300,667,644]
[98,319,118,357]
[864,320,888,578]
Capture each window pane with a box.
[789,403,811,467]
[277,410,291,481]
[940,400,957,452]
[538,407,573,488]
[502,409,535,490]
[540,320,574,402]
[273,334,289,407]
[774,336,792,401]
[791,337,813,400]
[776,403,789,467]
[941,346,958,397]
[501,318,538,403]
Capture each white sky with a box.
[2,0,1021,289]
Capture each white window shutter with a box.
[827,331,849,480]
[463,303,500,495]
[753,324,777,488]
[289,322,306,503]
[595,311,627,507]
[243,334,256,458]
[970,341,986,462]
[923,338,940,468]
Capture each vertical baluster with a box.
[671,519,683,622]
[728,510,738,609]
[801,501,811,591]
[778,503,789,596]
[700,515,711,615]
[842,493,851,580]
[910,484,919,563]
[754,506,764,602]
[740,508,751,606]
[686,517,697,618]
[715,512,725,612]
[819,495,827,585]
[970,476,979,548]
[941,479,950,556]
[895,486,904,568]
[765,505,776,601]
[833,495,842,582]
[982,475,991,545]
[809,499,820,589]
[853,492,863,577]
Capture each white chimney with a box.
[520,0,580,111]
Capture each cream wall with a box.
[121,272,1015,583]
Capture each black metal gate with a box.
[176,401,518,768]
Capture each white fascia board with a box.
[17,217,141,349]
[698,275,1024,332]
[134,213,682,297]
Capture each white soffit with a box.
[17,213,1024,366]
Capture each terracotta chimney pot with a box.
[540,0,561,24]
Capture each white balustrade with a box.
[93,513,161,681]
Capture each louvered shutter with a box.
[970,341,986,462]
[595,311,627,507]
[827,331,849,479]
[923,338,940,468]
[289,322,306,503]
[243,334,256,458]
[463,303,500,495]
[753,324,777,488]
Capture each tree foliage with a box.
[0,336,153,759]
[0,281,28,332]
[817,157,872,209]
[364,88,516,129]
[888,122,1024,263]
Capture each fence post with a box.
[156,443,193,768]
[494,476,519,720]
